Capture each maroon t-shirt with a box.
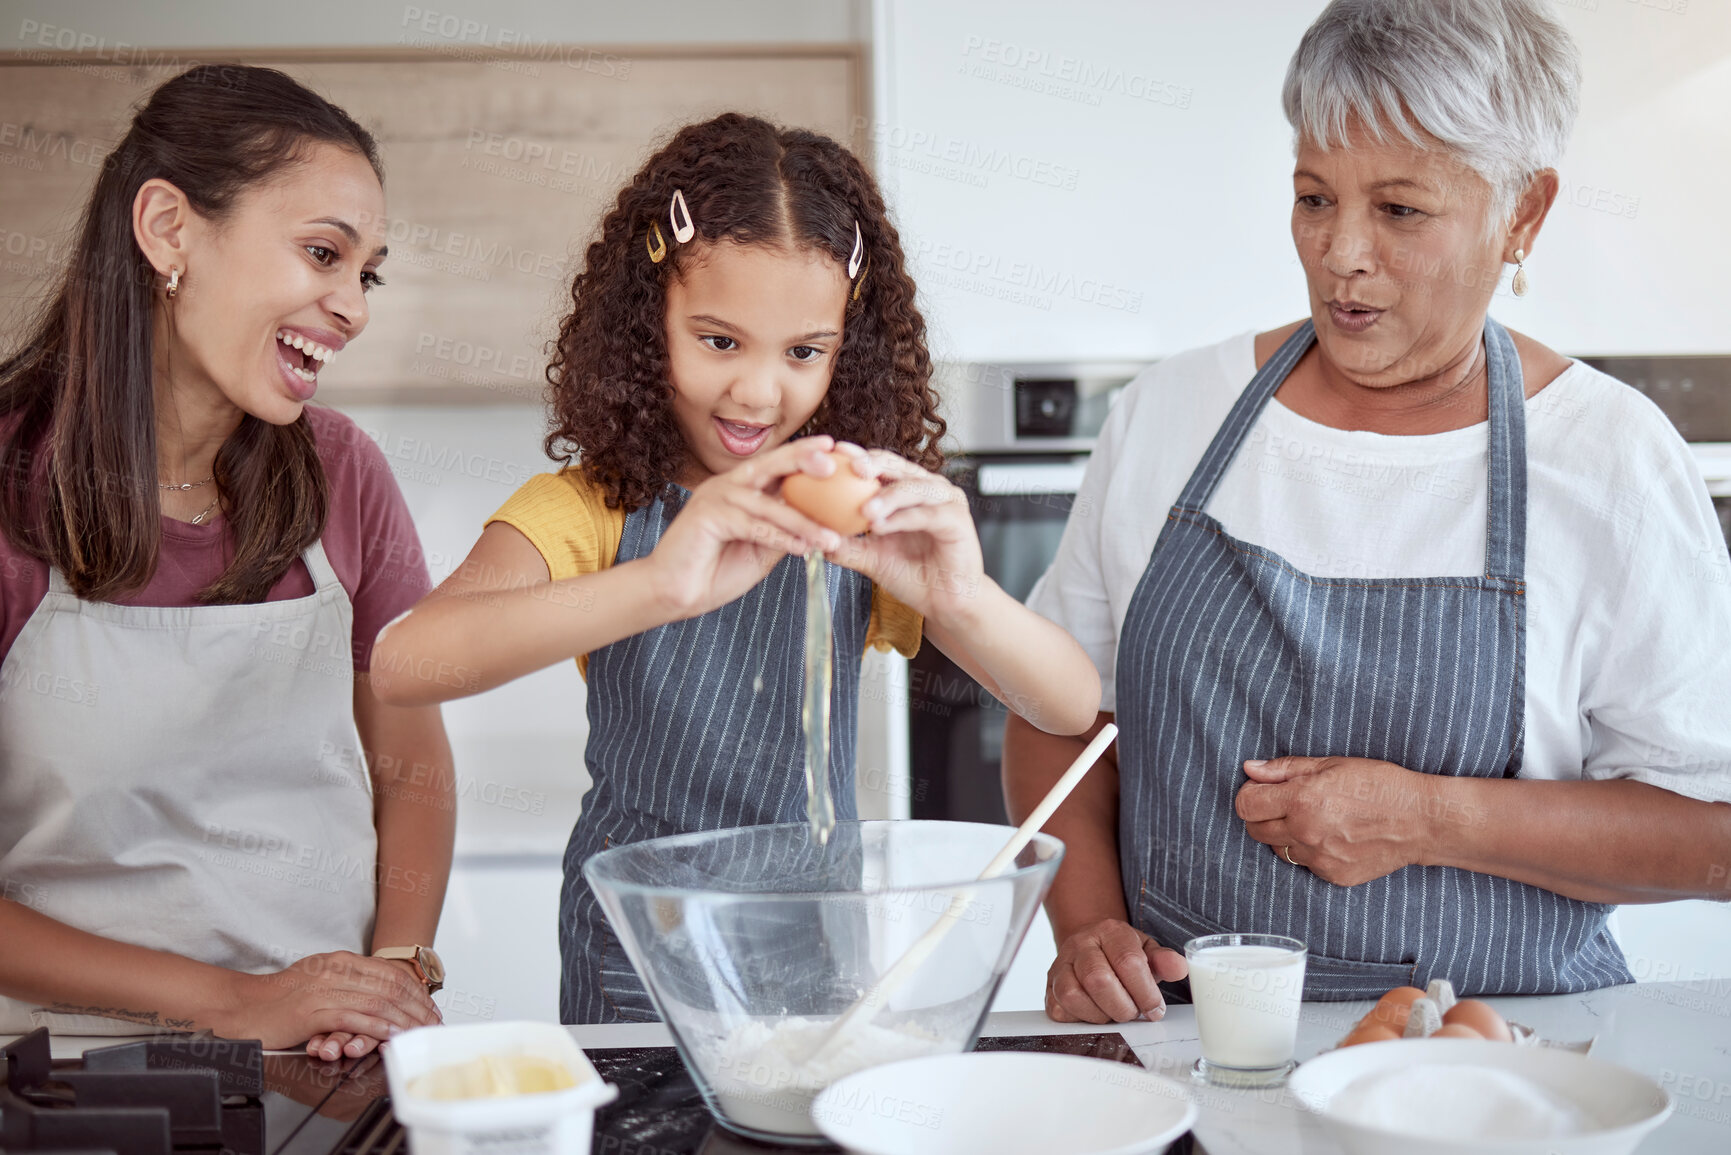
[0,405,430,671]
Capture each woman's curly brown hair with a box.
[544,112,945,511]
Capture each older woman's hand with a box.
[1235,757,1472,886]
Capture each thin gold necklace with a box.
[160,476,215,491]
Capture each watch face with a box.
[419,947,446,984]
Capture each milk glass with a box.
[1185,933,1307,1088]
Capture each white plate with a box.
[1288,1038,1671,1155]
[811,1051,1196,1155]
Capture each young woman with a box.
[0,65,451,1060]
[372,113,1103,1023]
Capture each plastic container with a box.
[584,819,1063,1146]
[382,1021,618,1155]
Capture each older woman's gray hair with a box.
[1283,0,1581,223]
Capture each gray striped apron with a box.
[1117,319,1631,999]
[560,486,874,1023]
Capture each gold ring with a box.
[1280,844,1297,866]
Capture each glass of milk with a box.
[1184,933,1307,1088]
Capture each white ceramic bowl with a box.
[382,1021,619,1155]
[810,1051,1196,1155]
[1288,1038,1671,1155]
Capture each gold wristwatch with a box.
[374,945,445,993]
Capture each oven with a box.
[908,362,1143,824]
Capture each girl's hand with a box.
[649,437,844,619]
[827,447,984,624]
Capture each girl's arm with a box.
[303,685,458,1061]
[371,440,847,708]
[828,449,1101,735]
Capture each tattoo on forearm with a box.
[43,1003,194,1029]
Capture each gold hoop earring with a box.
[646,223,668,264]
[165,266,181,298]
[1511,248,1529,297]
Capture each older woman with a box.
[1007,0,1731,1021]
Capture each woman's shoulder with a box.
[1534,357,1693,464]
[1110,329,1260,439]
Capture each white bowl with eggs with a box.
[383,1021,619,1155]
[1288,1038,1671,1155]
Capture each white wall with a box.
[874,0,1731,361]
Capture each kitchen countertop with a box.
[570,982,1731,1154]
[46,980,1729,1152]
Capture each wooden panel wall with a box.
[0,47,863,401]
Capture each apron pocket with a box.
[598,919,661,1023]
[1300,953,1418,1001]
[1134,878,1232,951]
[1135,877,1417,1002]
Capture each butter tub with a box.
[382,1022,619,1155]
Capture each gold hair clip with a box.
[646,221,668,264]
[851,256,869,301]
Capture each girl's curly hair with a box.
[544,112,945,511]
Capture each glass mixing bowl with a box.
[584,819,1063,1145]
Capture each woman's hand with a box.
[1235,756,1443,886]
[824,446,983,626]
[1046,918,1189,1024]
[214,951,441,1053]
[649,438,844,619]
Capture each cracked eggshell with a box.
[781,450,882,536]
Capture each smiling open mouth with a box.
[714,417,773,456]
[276,328,337,384]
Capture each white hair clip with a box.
[670,189,695,244]
[847,221,865,279]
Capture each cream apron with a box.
[0,539,378,1034]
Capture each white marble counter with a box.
[568,982,1731,1153]
[42,980,1729,1152]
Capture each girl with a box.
[0,66,450,1059]
[372,113,1101,1024]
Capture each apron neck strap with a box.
[300,539,342,592]
[1175,318,1527,582]
[45,539,343,598]
[1480,317,1527,582]
[1174,321,1316,513]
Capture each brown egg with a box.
[1340,1023,1401,1047]
[781,450,882,536]
[1368,986,1428,1031]
[1431,1023,1483,1040]
[1442,1000,1513,1042]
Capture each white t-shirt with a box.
[1028,330,1731,804]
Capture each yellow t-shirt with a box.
[486,469,923,678]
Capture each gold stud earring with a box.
[166,266,181,298]
[646,222,668,264]
[1511,248,1529,297]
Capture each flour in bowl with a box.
[698,1016,947,1135]
[1331,1063,1590,1140]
